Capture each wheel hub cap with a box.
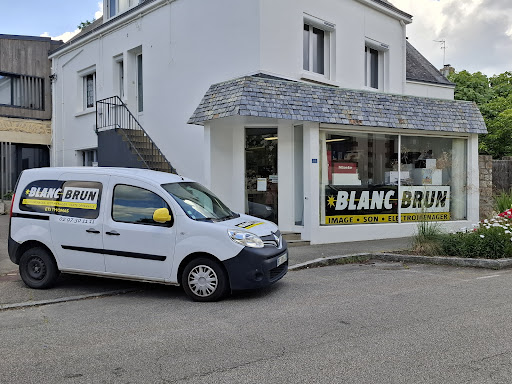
[188,265,218,297]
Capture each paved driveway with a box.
[2,261,512,383]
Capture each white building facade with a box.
[50,0,486,244]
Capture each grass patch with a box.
[494,189,512,213]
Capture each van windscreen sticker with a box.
[20,180,102,219]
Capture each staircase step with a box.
[282,232,302,241]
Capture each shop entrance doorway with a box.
[245,128,278,224]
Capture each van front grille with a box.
[269,262,287,280]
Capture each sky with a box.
[391,0,512,76]
[1,0,511,77]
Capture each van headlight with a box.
[228,229,264,248]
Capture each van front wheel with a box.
[182,258,228,302]
[19,247,60,289]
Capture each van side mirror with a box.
[153,208,172,223]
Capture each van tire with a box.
[19,247,60,289]
[181,258,228,302]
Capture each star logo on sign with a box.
[25,189,30,195]
[327,195,336,208]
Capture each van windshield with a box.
[162,182,238,221]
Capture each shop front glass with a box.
[320,131,467,225]
[245,128,278,224]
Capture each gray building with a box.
[0,34,62,196]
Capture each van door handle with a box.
[86,228,100,234]
[105,230,120,236]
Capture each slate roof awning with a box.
[188,75,487,134]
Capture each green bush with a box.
[494,190,512,213]
[436,217,512,259]
[413,216,512,259]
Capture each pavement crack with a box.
[168,347,287,383]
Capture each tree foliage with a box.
[448,71,512,158]
[77,20,94,30]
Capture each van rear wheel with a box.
[182,258,228,302]
[19,247,60,289]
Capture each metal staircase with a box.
[95,96,177,174]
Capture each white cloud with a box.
[95,1,104,20]
[40,1,103,43]
[391,0,512,76]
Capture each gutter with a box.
[354,0,412,23]
[49,0,174,59]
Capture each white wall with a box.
[405,81,455,100]
[52,0,261,182]
[259,0,408,93]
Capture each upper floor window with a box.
[83,73,96,109]
[365,47,379,89]
[0,72,44,110]
[364,41,388,91]
[303,16,335,79]
[106,0,145,19]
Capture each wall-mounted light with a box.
[264,137,278,141]
[326,138,347,143]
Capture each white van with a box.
[8,167,288,301]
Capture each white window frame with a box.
[114,55,125,100]
[105,0,143,19]
[136,53,143,113]
[78,67,97,111]
[364,38,389,91]
[303,14,335,81]
[78,149,98,167]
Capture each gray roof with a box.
[406,41,454,86]
[372,0,412,19]
[188,75,486,134]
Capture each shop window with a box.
[400,136,467,222]
[320,131,467,225]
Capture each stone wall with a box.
[479,155,494,219]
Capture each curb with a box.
[0,288,140,311]
[289,253,512,271]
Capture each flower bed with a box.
[414,211,512,259]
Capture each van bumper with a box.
[222,242,288,291]
[8,236,20,264]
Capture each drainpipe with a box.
[58,49,83,166]
[400,20,407,94]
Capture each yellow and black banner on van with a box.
[20,180,102,219]
[325,185,451,225]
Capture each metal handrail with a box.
[96,96,177,174]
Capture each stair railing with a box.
[96,96,177,174]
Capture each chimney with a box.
[440,64,454,78]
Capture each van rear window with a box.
[20,180,102,219]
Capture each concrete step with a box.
[286,239,311,247]
[282,232,302,241]
[282,232,310,247]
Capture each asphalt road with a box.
[2,261,512,383]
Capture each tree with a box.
[448,70,512,158]
[77,20,94,30]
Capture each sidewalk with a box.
[0,213,412,307]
